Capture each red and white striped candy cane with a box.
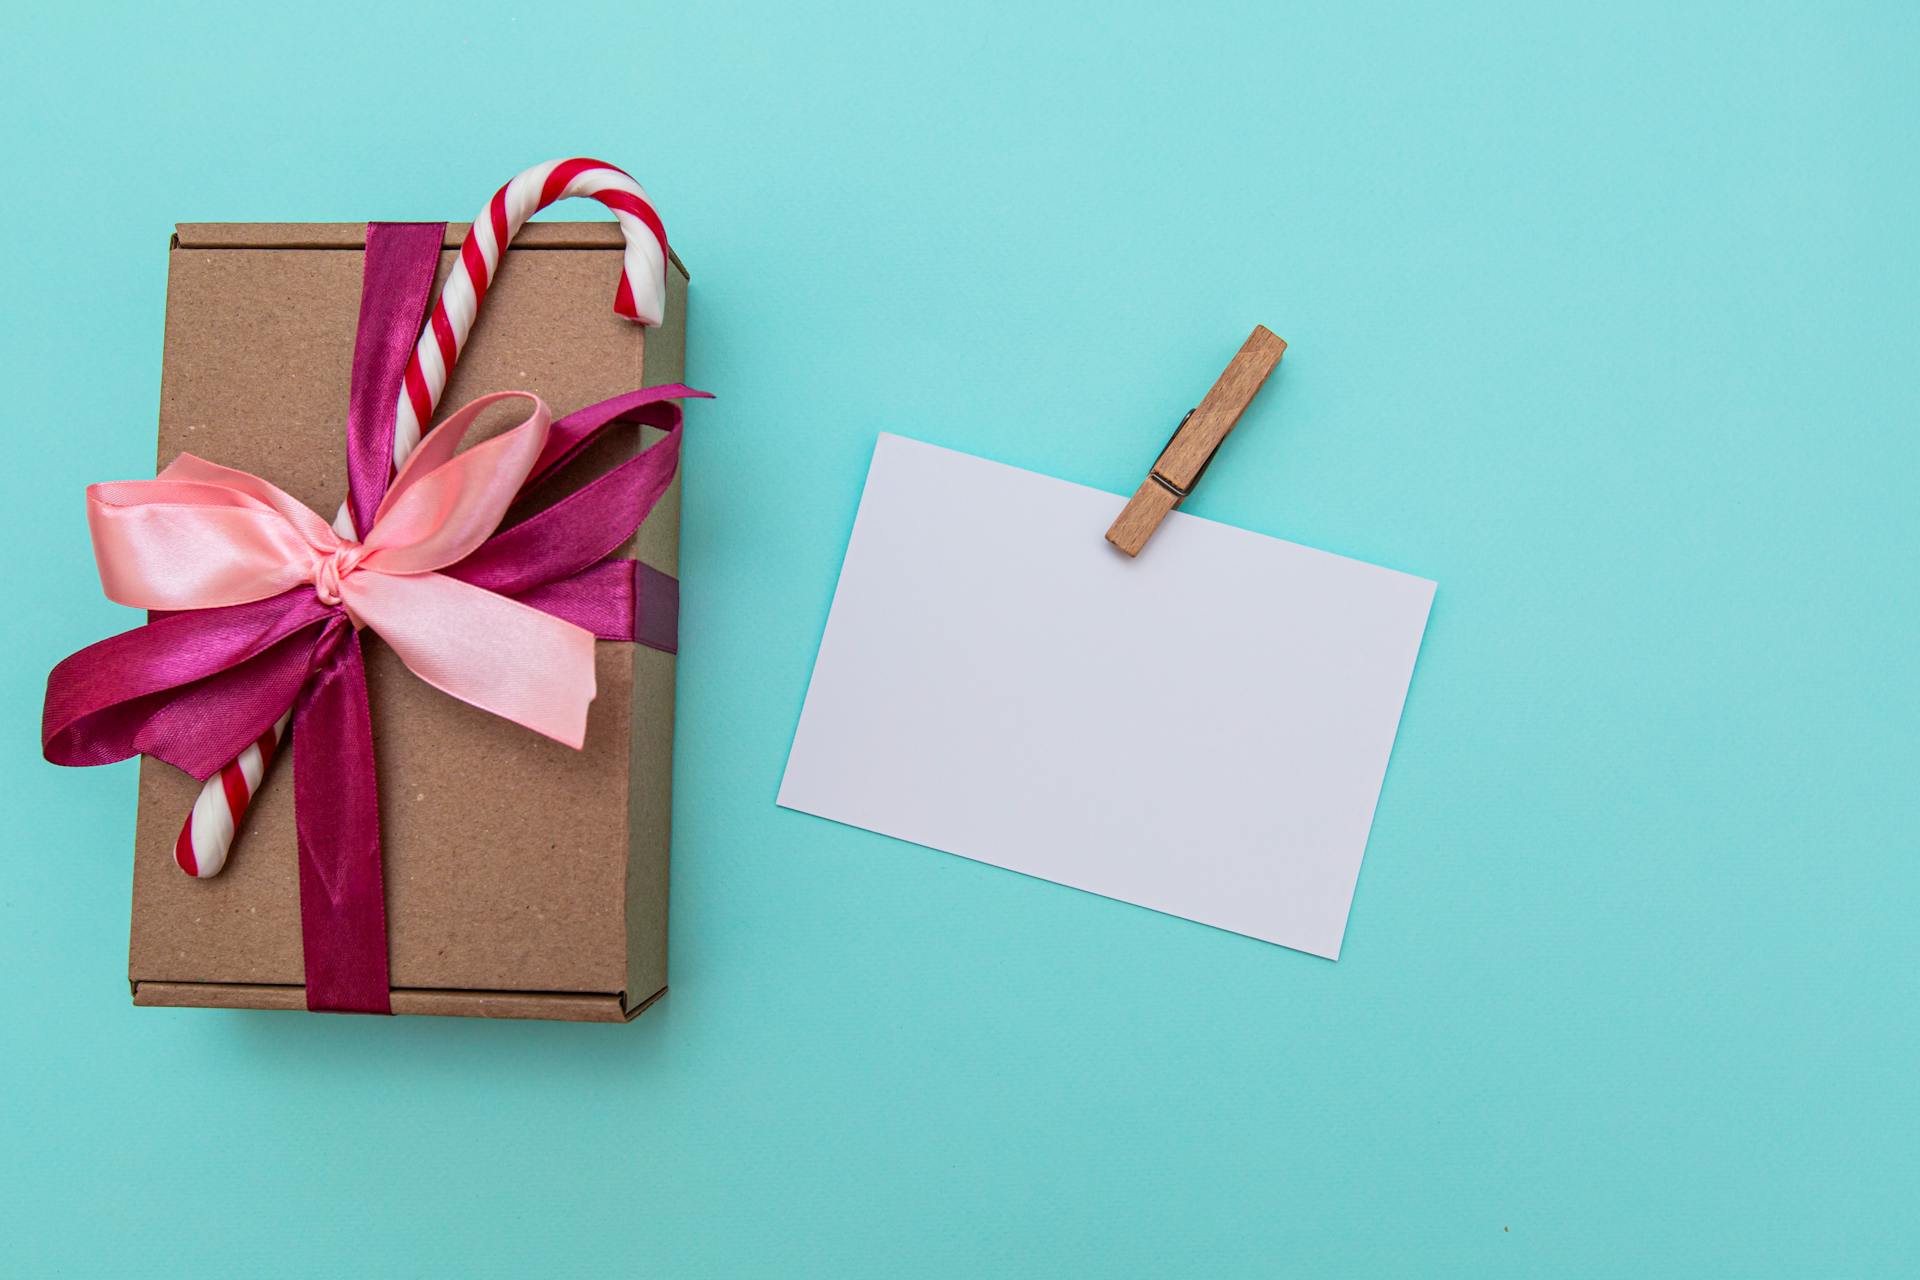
[173,157,669,878]
[175,714,288,877]
[391,156,669,464]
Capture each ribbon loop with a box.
[364,392,553,572]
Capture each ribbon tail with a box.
[342,570,598,749]
[293,620,391,1014]
[43,590,332,777]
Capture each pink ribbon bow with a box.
[87,392,598,749]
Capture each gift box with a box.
[92,213,690,1022]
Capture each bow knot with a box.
[313,542,367,608]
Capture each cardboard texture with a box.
[127,223,688,1022]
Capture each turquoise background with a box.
[3,2,1915,1274]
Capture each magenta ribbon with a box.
[41,221,707,1013]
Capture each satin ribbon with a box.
[41,221,709,1012]
[89,392,600,748]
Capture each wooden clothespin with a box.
[1104,325,1288,556]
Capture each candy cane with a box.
[175,714,288,877]
[173,158,669,878]
[392,157,669,464]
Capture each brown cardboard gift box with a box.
[128,223,688,1022]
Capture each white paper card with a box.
[778,434,1436,958]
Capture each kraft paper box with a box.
[127,223,688,1022]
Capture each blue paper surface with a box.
[2,3,1915,1274]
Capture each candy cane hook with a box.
[394,157,669,464]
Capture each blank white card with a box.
[778,435,1435,958]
